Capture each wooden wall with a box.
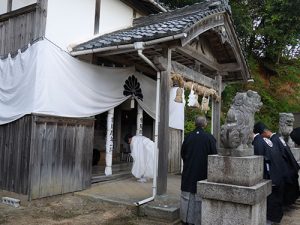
[168,128,182,173]
[0,0,47,55]
[29,115,94,199]
[0,116,32,194]
[0,114,94,200]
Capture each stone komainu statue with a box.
[220,90,263,151]
[278,113,295,148]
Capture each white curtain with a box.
[0,39,184,130]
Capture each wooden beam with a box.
[219,63,241,72]
[181,13,225,46]
[176,46,220,71]
[154,56,218,90]
[157,48,171,195]
[0,3,37,22]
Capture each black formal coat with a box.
[252,134,285,223]
[271,133,300,205]
[181,127,217,194]
[252,134,285,186]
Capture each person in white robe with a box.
[124,134,155,182]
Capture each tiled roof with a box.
[72,1,230,52]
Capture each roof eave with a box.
[70,33,187,56]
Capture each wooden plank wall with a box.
[0,116,32,194]
[29,115,94,200]
[168,128,182,173]
[0,0,47,55]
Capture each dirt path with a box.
[0,194,169,225]
[1,192,299,225]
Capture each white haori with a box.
[130,135,155,179]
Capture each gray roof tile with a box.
[72,1,230,52]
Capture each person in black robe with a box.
[180,116,217,225]
[290,127,300,146]
[253,122,285,224]
[270,133,300,206]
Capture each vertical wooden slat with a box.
[0,1,48,55]
[29,121,45,199]
[51,123,63,195]
[168,128,182,173]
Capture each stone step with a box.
[92,162,132,176]
[91,171,132,183]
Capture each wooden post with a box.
[105,108,114,176]
[211,73,222,148]
[7,0,12,12]
[94,0,100,35]
[157,48,171,195]
[136,104,143,136]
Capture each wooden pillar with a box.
[157,48,171,195]
[105,108,114,176]
[7,0,12,12]
[136,104,143,136]
[94,0,101,35]
[211,74,222,149]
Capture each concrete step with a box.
[138,195,180,224]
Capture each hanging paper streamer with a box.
[187,84,200,108]
[201,94,210,113]
[105,108,114,176]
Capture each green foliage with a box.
[222,58,300,132]
[184,90,212,136]
[230,0,300,63]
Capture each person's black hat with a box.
[124,133,133,144]
[290,127,300,145]
[253,122,268,134]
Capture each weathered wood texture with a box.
[212,74,222,148]
[0,114,94,200]
[0,116,32,194]
[168,128,182,173]
[157,49,171,195]
[0,0,47,55]
[29,115,94,199]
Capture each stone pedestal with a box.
[198,155,272,225]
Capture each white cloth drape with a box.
[169,87,185,130]
[0,39,184,130]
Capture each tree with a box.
[230,0,300,63]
